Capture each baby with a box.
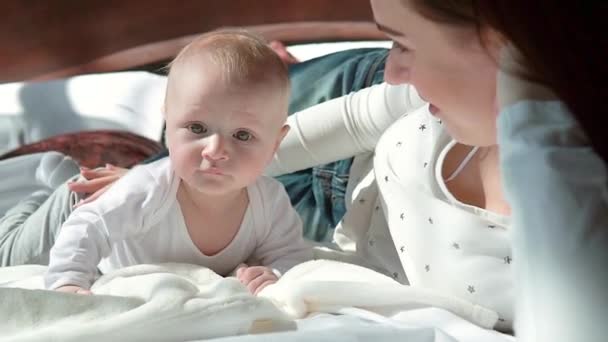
[44,30,312,295]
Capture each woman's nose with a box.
[384,45,411,85]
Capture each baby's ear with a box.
[273,124,290,153]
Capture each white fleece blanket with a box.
[0,260,502,342]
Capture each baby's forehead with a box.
[167,75,287,122]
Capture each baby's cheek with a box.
[241,157,268,179]
[171,146,200,173]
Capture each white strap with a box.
[445,146,479,182]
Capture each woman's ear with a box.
[479,27,506,62]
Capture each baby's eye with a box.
[233,130,253,142]
[187,123,207,134]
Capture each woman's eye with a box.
[188,123,207,134]
[392,41,409,53]
[233,130,252,141]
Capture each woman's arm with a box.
[265,82,425,176]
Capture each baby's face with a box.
[164,64,288,196]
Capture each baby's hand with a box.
[235,264,278,295]
[55,285,92,295]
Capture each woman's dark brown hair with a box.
[412,0,608,163]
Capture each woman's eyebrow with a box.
[376,22,405,37]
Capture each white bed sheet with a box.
[206,309,515,342]
[0,260,514,342]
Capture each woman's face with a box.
[372,0,499,146]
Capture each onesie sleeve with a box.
[250,180,313,276]
[498,100,608,341]
[265,82,425,176]
[44,164,165,290]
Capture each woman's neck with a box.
[476,145,511,216]
[443,143,511,216]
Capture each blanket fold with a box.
[0,260,498,341]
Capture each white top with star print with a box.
[267,82,514,330]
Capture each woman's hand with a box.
[235,264,279,295]
[67,163,128,208]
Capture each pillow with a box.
[0,130,164,169]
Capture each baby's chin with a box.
[184,176,250,197]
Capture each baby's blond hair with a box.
[167,29,289,91]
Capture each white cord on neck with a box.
[445,146,479,183]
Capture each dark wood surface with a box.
[1,0,376,82]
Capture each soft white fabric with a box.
[45,158,312,290]
[0,71,166,154]
[1,263,291,342]
[0,71,167,153]
[0,151,79,216]
[259,259,498,329]
[205,310,515,342]
[1,261,514,342]
[268,82,514,329]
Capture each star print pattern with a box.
[341,106,513,326]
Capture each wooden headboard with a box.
[2,0,383,83]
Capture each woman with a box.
[367,1,607,340]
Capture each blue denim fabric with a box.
[145,48,389,242]
[277,48,388,242]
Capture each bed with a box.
[0,2,514,341]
